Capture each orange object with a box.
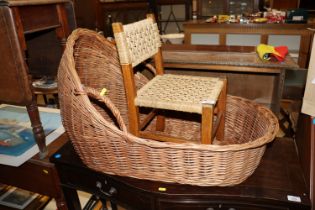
[274,46,289,62]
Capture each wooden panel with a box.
[296,115,312,191]
[0,6,32,105]
[18,4,60,33]
[158,199,289,210]
[295,115,315,210]
[73,0,148,33]
[271,0,299,9]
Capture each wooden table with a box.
[51,137,311,210]
[183,20,314,68]
[162,44,301,115]
[0,1,71,209]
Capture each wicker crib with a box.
[58,28,279,186]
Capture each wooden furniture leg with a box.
[26,99,47,159]
[201,104,213,144]
[216,79,227,141]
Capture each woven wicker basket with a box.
[58,29,279,186]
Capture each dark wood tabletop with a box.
[162,44,301,72]
[51,137,311,210]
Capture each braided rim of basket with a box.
[62,28,280,153]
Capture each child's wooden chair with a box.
[112,14,227,144]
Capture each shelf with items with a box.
[194,0,262,18]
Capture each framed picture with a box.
[0,187,37,209]
[0,104,65,166]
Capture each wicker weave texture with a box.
[58,29,279,186]
[114,18,161,67]
[136,74,223,113]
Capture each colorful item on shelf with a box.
[263,9,286,23]
[256,44,288,62]
[253,18,268,23]
[206,15,217,23]
[218,15,230,23]
[273,46,289,61]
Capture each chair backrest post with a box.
[121,64,140,135]
[146,13,164,75]
[153,50,164,75]
[112,21,140,135]
[112,22,123,34]
[146,13,156,21]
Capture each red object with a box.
[273,46,289,61]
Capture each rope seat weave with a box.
[136,74,224,113]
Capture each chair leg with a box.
[121,65,140,136]
[156,115,165,131]
[216,79,227,141]
[201,104,213,144]
[26,100,48,158]
[43,94,48,105]
[53,93,59,108]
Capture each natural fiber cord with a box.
[114,18,161,67]
[136,74,224,113]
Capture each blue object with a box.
[54,153,61,159]
[0,127,34,156]
[312,118,315,125]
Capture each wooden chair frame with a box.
[113,14,227,144]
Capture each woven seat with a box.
[113,14,227,144]
[136,74,223,113]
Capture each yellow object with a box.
[253,18,268,23]
[100,88,108,96]
[256,44,280,60]
[218,15,230,23]
[158,187,167,192]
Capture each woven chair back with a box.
[113,16,161,67]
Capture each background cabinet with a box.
[197,0,262,18]
[73,0,191,35]
[269,0,300,10]
[73,0,149,36]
